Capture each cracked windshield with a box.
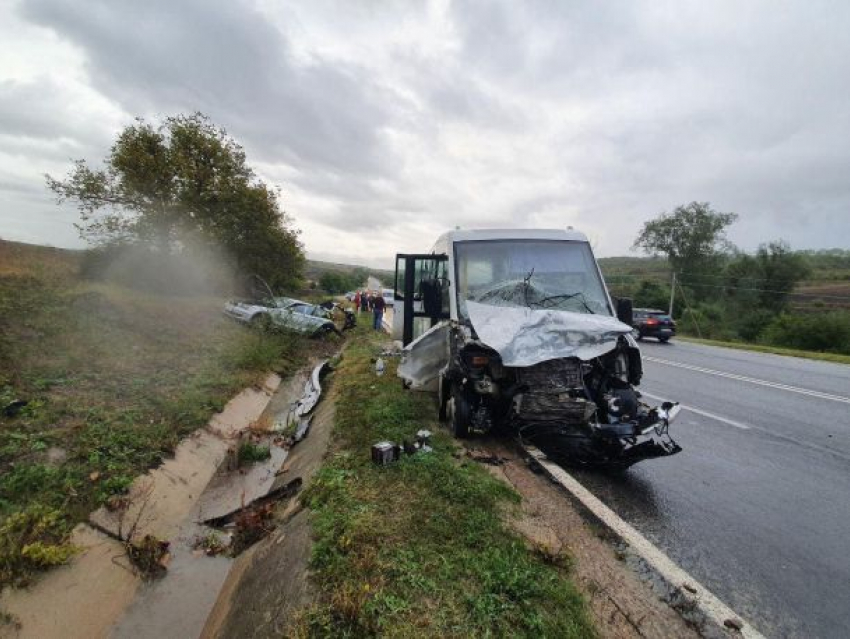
[456,240,610,319]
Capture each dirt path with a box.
[468,438,700,639]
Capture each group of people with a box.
[353,290,386,331]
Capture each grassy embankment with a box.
[294,326,595,637]
[0,240,317,587]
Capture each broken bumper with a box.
[519,406,682,470]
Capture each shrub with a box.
[761,312,850,354]
[0,506,76,585]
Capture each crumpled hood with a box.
[466,301,634,367]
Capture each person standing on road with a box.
[372,293,386,331]
[360,291,368,313]
[353,290,361,312]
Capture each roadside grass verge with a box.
[296,328,595,637]
[0,245,327,587]
[676,335,850,365]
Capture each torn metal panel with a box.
[293,415,312,444]
[397,321,451,390]
[294,360,329,416]
[466,302,634,366]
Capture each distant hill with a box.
[0,239,81,278]
[304,259,393,286]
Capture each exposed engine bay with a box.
[439,328,681,469]
[400,310,681,469]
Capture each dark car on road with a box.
[633,308,676,342]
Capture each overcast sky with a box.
[1,0,849,267]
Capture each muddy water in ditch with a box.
[0,368,318,639]
[111,372,311,639]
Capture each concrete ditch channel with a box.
[0,359,334,639]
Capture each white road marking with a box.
[526,447,765,639]
[644,356,850,405]
[640,391,751,430]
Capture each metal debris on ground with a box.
[292,415,313,445]
[371,441,400,465]
[273,361,331,438]
[295,360,330,416]
[372,430,434,465]
[465,448,509,466]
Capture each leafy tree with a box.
[46,113,303,290]
[725,240,810,313]
[633,202,737,299]
[318,269,369,294]
[632,280,671,312]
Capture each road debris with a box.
[724,617,744,631]
[126,534,170,579]
[465,448,508,466]
[372,430,433,465]
[293,415,312,444]
[371,441,401,465]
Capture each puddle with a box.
[194,445,289,523]
[0,525,138,639]
[111,521,232,639]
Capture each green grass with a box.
[0,241,322,586]
[238,441,272,464]
[294,327,595,638]
[676,335,850,365]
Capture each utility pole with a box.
[668,272,676,316]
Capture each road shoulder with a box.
[471,440,701,639]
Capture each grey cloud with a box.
[5,0,850,261]
[19,0,401,177]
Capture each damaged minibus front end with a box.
[395,229,681,470]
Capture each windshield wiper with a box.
[533,292,596,314]
[522,268,535,308]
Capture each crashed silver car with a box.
[224,295,345,337]
[393,228,681,469]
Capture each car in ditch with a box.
[392,228,681,469]
[224,276,354,336]
[224,296,344,336]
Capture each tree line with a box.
[627,202,850,354]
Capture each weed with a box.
[193,531,227,556]
[0,505,77,586]
[238,441,272,464]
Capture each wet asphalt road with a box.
[570,339,850,639]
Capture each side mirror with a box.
[420,279,443,317]
[615,297,633,326]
